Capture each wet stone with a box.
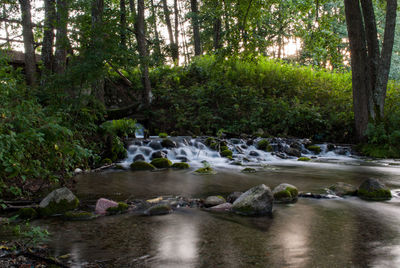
[133,154,145,162]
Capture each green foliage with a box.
[10,223,50,248]
[158,133,168,138]
[149,56,353,142]
[101,119,137,138]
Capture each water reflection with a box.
[153,211,199,268]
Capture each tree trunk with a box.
[18,0,36,86]
[91,0,105,103]
[344,0,370,141]
[54,0,68,74]
[344,0,397,141]
[190,0,201,56]
[120,0,127,49]
[150,0,162,63]
[135,0,152,106]
[161,0,177,63]
[173,0,179,64]
[41,0,55,76]
[213,1,222,51]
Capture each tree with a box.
[135,0,152,105]
[344,0,397,141]
[41,0,56,77]
[120,0,127,49]
[161,0,178,63]
[54,0,69,74]
[190,0,201,56]
[18,0,36,86]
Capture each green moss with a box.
[159,132,168,138]
[210,142,219,150]
[145,204,172,216]
[130,161,156,171]
[17,208,38,220]
[241,167,256,173]
[150,158,172,168]
[106,202,129,215]
[39,198,79,217]
[307,145,321,154]
[274,190,291,199]
[233,204,256,215]
[195,167,215,174]
[220,145,229,152]
[220,149,233,158]
[171,162,190,169]
[298,157,311,161]
[287,187,298,197]
[257,139,272,151]
[358,188,392,201]
[63,211,95,221]
[205,137,215,146]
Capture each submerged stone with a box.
[39,187,79,217]
[204,196,226,207]
[329,182,357,197]
[195,167,215,174]
[273,183,298,203]
[358,178,392,201]
[209,202,232,211]
[241,167,256,173]
[227,192,243,203]
[232,184,273,216]
[63,211,96,221]
[145,203,172,216]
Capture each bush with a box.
[100,119,137,138]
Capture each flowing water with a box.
[27,138,400,267]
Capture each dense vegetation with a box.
[1,0,399,199]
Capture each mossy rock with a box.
[158,132,168,138]
[195,167,215,174]
[273,183,298,203]
[106,202,129,215]
[171,162,190,169]
[220,145,229,152]
[161,138,176,148]
[210,142,219,150]
[298,157,311,161]
[220,149,233,158]
[63,211,96,221]
[204,196,226,207]
[39,188,80,217]
[150,158,172,168]
[101,158,113,165]
[307,145,321,154]
[145,203,172,216]
[257,139,273,152]
[130,161,156,171]
[17,208,38,220]
[358,178,392,201]
[241,167,256,173]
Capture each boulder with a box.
[204,196,226,207]
[176,156,190,162]
[95,198,119,215]
[209,203,232,211]
[161,139,177,148]
[232,184,273,216]
[171,162,190,169]
[227,192,243,203]
[139,147,152,156]
[133,154,145,162]
[150,158,172,168]
[249,151,260,157]
[148,141,162,150]
[285,147,301,157]
[241,167,256,173]
[273,183,298,203]
[358,178,392,201]
[151,151,167,160]
[39,187,79,216]
[329,182,357,196]
[145,203,172,216]
[130,161,156,171]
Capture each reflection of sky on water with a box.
[154,213,199,268]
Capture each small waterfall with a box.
[120,137,355,168]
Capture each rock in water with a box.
[232,184,273,216]
[39,187,79,216]
[329,182,357,197]
[273,183,298,203]
[95,198,118,215]
[358,178,392,201]
[209,203,232,211]
[227,192,243,203]
[148,141,162,150]
[145,203,172,216]
[133,154,145,162]
[204,196,226,207]
[161,138,177,148]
